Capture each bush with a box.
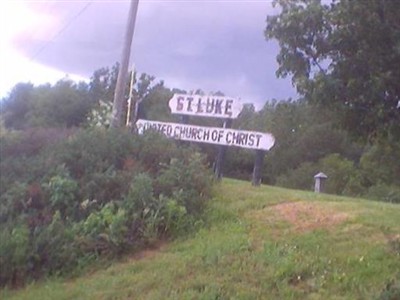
[276,162,318,191]
[366,184,400,204]
[79,202,129,256]
[46,167,79,219]
[0,224,30,287]
[318,154,356,195]
[276,154,361,196]
[155,151,212,215]
[0,127,214,287]
[30,211,79,277]
[360,140,400,187]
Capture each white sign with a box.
[136,119,275,151]
[168,94,244,119]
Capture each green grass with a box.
[2,179,400,299]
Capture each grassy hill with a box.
[2,179,400,299]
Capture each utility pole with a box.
[111,0,140,127]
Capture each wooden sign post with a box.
[214,119,232,180]
[252,150,266,186]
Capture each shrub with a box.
[366,184,400,204]
[318,154,357,195]
[360,140,400,187]
[0,127,214,287]
[276,162,318,191]
[30,211,79,277]
[276,154,362,196]
[46,167,79,219]
[0,224,30,287]
[155,151,212,215]
[123,173,155,215]
[79,202,129,256]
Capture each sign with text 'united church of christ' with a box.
[136,119,275,151]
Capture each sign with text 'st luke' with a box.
[168,94,243,119]
[136,119,275,151]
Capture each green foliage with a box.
[0,127,213,287]
[3,180,400,300]
[1,80,94,129]
[366,184,400,204]
[86,100,112,128]
[0,224,30,287]
[46,167,79,219]
[277,154,358,196]
[276,161,317,191]
[360,140,400,187]
[156,152,212,215]
[80,203,129,255]
[124,173,155,214]
[30,211,78,277]
[318,154,356,195]
[265,0,400,139]
[162,198,189,236]
[1,83,34,129]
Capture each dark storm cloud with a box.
[13,0,296,106]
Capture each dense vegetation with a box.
[0,128,212,287]
[1,0,399,290]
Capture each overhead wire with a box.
[30,2,93,61]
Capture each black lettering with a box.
[248,134,255,146]
[203,129,210,141]
[237,133,243,145]
[161,124,167,134]
[176,96,184,111]
[197,128,202,140]
[196,98,204,113]
[215,99,223,114]
[230,132,238,145]
[211,130,219,142]
[225,99,233,117]
[166,125,172,136]
[241,133,249,145]
[174,126,181,138]
[255,134,262,147]
[187,97,194,112]
[206,98,215,113]
[226,132,232,144]
[182,127,190,138]
[191,128,197,139]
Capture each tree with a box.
[89,64,119,105]
[1,83,34,129]
[29,80,92,128]
[265,0,400,139]
[1,80,93,129]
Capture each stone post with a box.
[314,172,328,193]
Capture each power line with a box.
[30,2,92,61]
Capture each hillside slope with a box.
[2,179,400,299]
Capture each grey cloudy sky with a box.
[3,0,297,107]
